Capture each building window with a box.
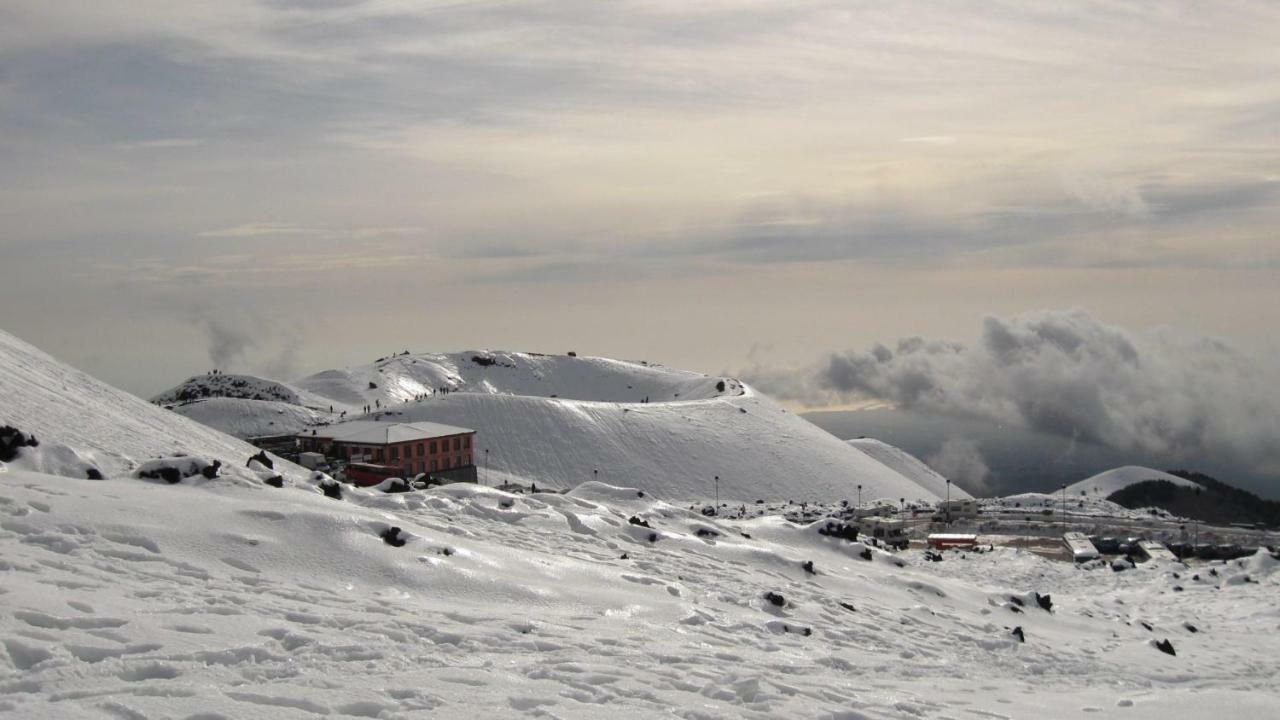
[431,460,437,471]
[446,457,453,469]
[464,455,471,466]
[453,437,461,451]
[390,446,399,461]
[429,441,437,454]
[375,449,383,462]
[464,436,471,449]
[417,443,424,457]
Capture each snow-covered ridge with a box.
[846,437,973,500]
[290,350,738,408]
[1066,465,1201,498]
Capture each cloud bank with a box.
[749,310,1280,476]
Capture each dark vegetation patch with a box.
[1108,473,1280,528]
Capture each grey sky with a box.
[2,0,1278,411]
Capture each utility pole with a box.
[945,479,951,523]
[1060,484,1067,530]
[857,484,862,509]
[714,475,720,507]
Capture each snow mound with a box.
[0,328,305,482]
[152,373,303,406]
[1066,466,1201,498]
[847,437,974,499]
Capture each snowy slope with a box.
[0,471,1276,719]
[847,437,974,500]
[370,387,935,502]
[165,397,329,440]
[0,328,305,481]
[1067,466,1201,498]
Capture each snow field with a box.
[0,472,1276,719]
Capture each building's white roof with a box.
[307,420,473,445]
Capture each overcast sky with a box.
[2,2,1278,424]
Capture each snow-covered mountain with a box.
[163,350,945,502]
[846,437,973,500]
[0,329,305,483]
[1066,465,1201,498]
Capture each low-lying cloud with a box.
[748,309,1280,476]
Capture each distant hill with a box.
[1106,470,1280,528]
[1065,465,1200,498]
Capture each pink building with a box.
[299,420,477,486]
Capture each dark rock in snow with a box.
[200,460,221,479]
[839,602,857,613]
[859,547,873,561]
[264,475,284,488]
[154,466,183,484]
[248,450,274,470]
[628,516,651,528]
[319,480,342,500]
[1035,593,1053,612]
[1009,605,1023,614]
[764,591,786,607]
[1140,621,1153,632]
[716,380,726,392]
[1155,639,1176,656]
[620,553,629,560]
[696,528,719,538]
[1008,596,1025,607]
[1011,626,1025,643]
[85,467,104,480]
[1184,623,1199,633]
[381,526,407,547]
[0,425,39,462]
[648,533,659,543]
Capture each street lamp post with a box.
[714,475,720,507]
[857,484,862,509]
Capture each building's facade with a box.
[299,420,477,486]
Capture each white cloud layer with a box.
[747,310,1280,477]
